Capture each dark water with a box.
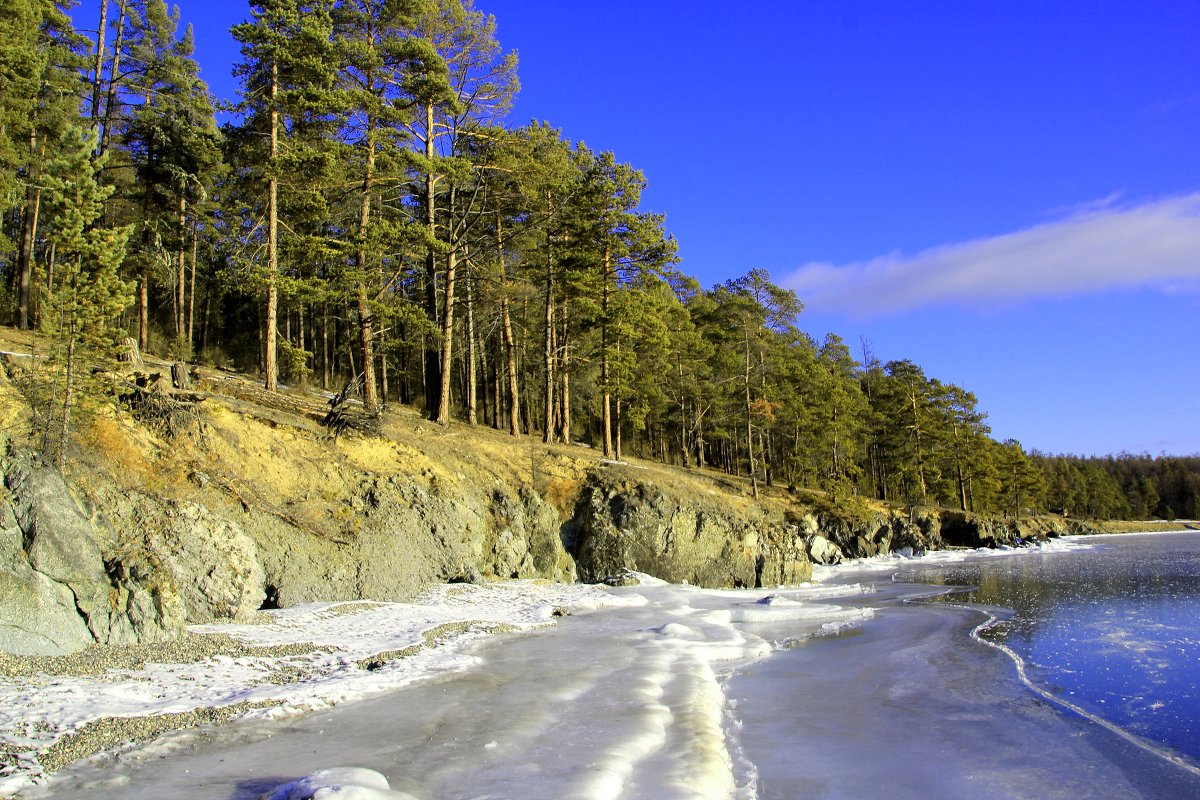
[898,532,1200,767]
[728,532,1200,799]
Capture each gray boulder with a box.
[0,446,185,655]
[4,450,114,644]
[807,534,844,565]
[566,468,811,588]
[0,552,95,655]
[142,501,265,623]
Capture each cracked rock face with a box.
[565,468,811,588]
[101,495,266,624]
[0,446,184,655]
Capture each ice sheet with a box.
[11,535,1169,800]
[7,579,876,798]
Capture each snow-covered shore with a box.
[4,538,1107,799]
[1,574,881,798]
[0,581,624,794]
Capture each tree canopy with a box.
[0,0,1194,518]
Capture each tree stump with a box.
[118,337,143,369]
[171,361,192,390]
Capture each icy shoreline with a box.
[4,574,884,798]
[2,537,1103,798]
[0,581,636,794]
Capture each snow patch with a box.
[263,768,416,800]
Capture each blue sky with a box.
[79,0,1200,456]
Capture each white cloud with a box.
[782,193,1200,317]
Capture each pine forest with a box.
[2,0,1197,522]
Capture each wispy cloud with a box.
[782,193,1200,317]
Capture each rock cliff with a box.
[0,356,1101,656]
[564,466,810,587]
[0,442,184,654]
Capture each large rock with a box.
[0,446,184,654]
[565,468,811,588]
[802,505,947,559]
[5,450,113,642]
[809,504,1080,559]
[94,485,277,620]
[217,472,576,609]
[0,527,95,655]
[807,534,844,565]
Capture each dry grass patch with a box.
[1093,520,1195,534]
[80,414,152,485]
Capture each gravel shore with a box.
[0,632,332,783]
[0,632,329,679]
[0,620,520,782]
[0,582,596,793]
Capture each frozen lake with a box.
[28,533,1200,799]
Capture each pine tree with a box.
[333,0,428,412]
[37,126,133,465]
[0,0,42,237]
[231,0,338,392]
[486,122,574,441]
[123,0,220,357]
[802,333,867,493]
[394,0,517,422]
[6,0,88,330]
[567,149,677,458]
[709,269,802,497]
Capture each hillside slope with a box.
[0,332,1093,655]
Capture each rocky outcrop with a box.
[97,492,266,623]
[796,506,946,559]
[805,505,1085,560]
[229,475,576,609]
[85,469,577,615]
[0,444,184,655]
[1,438,579,655]
[558,472,1093,589]
[564,467,811,588]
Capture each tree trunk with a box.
[321,304,330,389]
[954,427,968,511]
[264,59,279,391]
[615,399,623,461]
[89,0,108,127]
[542,240,556,443]
[744,331,758,499]
[465,260,477,425]
[497,214,520,436]
[422,101,440,416]
[379,328,388,405]
[356,102,378,412]
[600,243,613,458]
[187,222,197,351]
[496,295,518,432]
[491,343,501,428]
[98,0,127,159]
[175,196,186,342]
[908,382,927,500]
[138,264,149,353]
[17,132,40,330]
[558,306,570,442]
[201,281,210,352]
[434,245,458,424]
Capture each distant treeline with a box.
[1034,454,1200,521]
[1,0,1194,518]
